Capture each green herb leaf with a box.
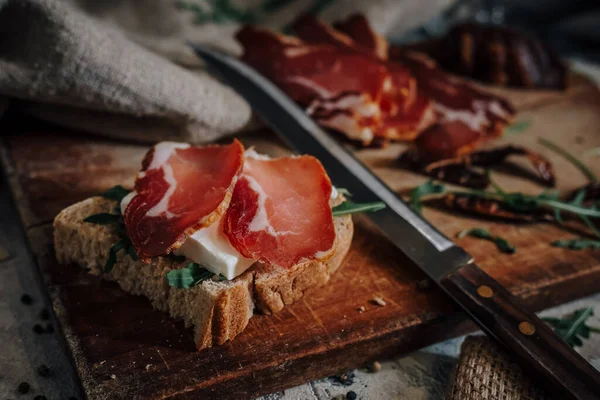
[127,244,138,261]
[332,201,385,217]
[166,263,218,289]
[101,185,131,203]
[104,239,128,273]
[410,180,446,214]
[583,147,600,158]
[504,120,530,136]
[542,307,600,348]
[84,213,121,225]
[538,137,597,182]
[457,228,516,254]
[451,187,600,237]
[551,239,600,250]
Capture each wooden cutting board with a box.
[3,71,600,399]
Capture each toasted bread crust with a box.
[53,196,353,350]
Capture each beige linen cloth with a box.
[447,336,553,400]
[0,0,452,143]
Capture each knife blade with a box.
[192,44,600,400]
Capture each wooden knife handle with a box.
[440,262,600,400]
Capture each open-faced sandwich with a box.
[53,140,359,350]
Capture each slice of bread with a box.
[53,195,353,350]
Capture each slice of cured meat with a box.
[290,15,427,142]
[332,14,389,60]
[334,15,516,139]
[124,140,244,261]
[390,51,516,138]
[378,95,436,141]
[292,15,416,112]
[237,26,389,145]
[307,92,380,144]
[236,26,389,105]
[414,121,484,162]
[224,154,336,269]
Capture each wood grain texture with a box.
[2,72,600,399]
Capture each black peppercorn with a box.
[39,308,50,320]
[37,364,50,377]
[18,381,30,393]
[33,324,44,334]
[34,396,48,400]
[20,294,33,305]
[346,391,357,400]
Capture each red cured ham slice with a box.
[415,121,484,162]
[333,14,389,60]
[290,15,426,143]
[236,26,390,145]
[124,140,244,261]
[378,95,436,141]
[237,26,388,104]
[334,15,515,140]
[308,92,380,144]
[389,50,516,138]
[292,15,416,112]
[224,154,336,269]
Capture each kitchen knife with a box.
[192,44,600,400]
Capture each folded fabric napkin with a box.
[0,0,452,143]
[0,0,253,143]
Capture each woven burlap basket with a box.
[447,336,553,400]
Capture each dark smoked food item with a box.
[401,22,567,90]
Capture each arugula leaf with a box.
[410,180,446,214]
[583,146,600,158]
[101,185,131,203]
[332,201,385,217]
[84,213,121,225]
[504,120,531,136]
[85,189,137,271]
[539,137,597,182]
[542,307,600,348]
[166,263,220,289]
[552,239,600,250]
[127,244,138,261]
[104,238,129,273]
[458,228,516,254]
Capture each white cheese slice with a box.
[174,221,255,280]
[121,190,255,280]
[120,191,136,215]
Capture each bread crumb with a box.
[372,297,386,306]
[357,306,365,313]
[369,361,382,373]
[145,364,152,371]
[110,374,116,380]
